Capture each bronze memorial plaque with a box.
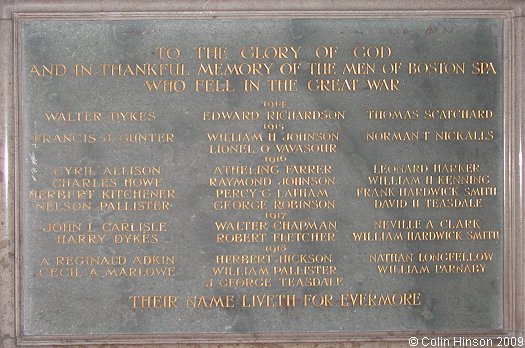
[1,2,524,346]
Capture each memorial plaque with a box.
[1,2,524,346]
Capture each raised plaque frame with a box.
[1,1,524,347]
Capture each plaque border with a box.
[1,2,523,347]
